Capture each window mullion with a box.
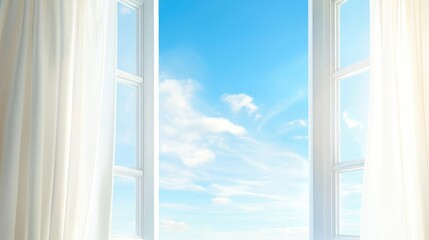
[310,0,335,238]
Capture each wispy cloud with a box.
[169,226,309,240]
[160,219,190,232]
[159,163,207,192]
[293,135,308,140]
[186,117,246,135]
[211,184,289,201]
[269,227,308,235]
[159,79,309,240]
[160,202,197,211]
[222,93,261,119]
[162,143,215,167]
[342,111,360,128]
[277,119,308,135]
[212,197,231,205]
[160,79,246,167]
[257,91,305,132]
[286,119,308,127]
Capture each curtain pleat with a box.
[361,0,429,239]
[0,0,116,239]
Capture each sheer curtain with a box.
[361,0,429,239]
[0,1,116,239]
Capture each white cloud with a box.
[159,79,195,118]
[210,182,292,202]
[342,111,360,128]
[186,117,246,135]
[162,142,215,167]
[182,148,214,167]
[222,93,261,118]
[173,226,309,240]
[160,219,190,232]
[276,119,308,135]
[286,119,307,127]
[238,206,260,212]
[293,135,308,140]
[159,79,310,238]
[257,91,304,132]
[159,163,206,191]
[160,202,196,211]
[270,226,309,235]
[212,197,231,205]
[160,79,246,167]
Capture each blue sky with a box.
[112,0,369,238]
[159,1,309,239]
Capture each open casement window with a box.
[111,0,158,240]
[310,0,369,239]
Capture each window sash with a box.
[310,0,368,239]
[112,0,158,239]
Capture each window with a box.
[112,0,158,239]
[310,0,369,239]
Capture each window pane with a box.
[115,83,138,168]
[339,170,363,236]
[111,176,138,235]
[117,2,138,74]
[339,71,369,162]
[339,0,370,68]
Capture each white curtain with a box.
[0,1,116,239]
[361,0,429,239]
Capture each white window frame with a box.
[310,0,369,239]
[112,0,158,240]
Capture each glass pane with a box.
[339,170,363,236]
[339,71,369,162]
[339,0,370,68]
[117,2,138,74]
[115,83,138,167]
[111,176,138,235]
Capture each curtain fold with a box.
[0,0,116,239]
[361,0,429,239]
